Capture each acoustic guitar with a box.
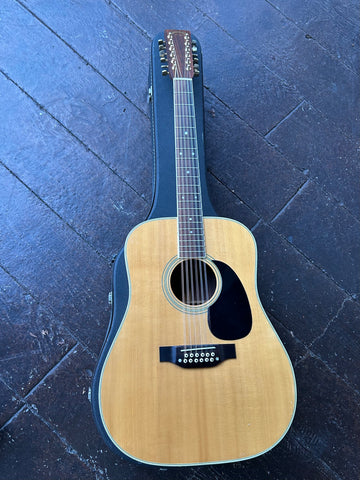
[92,29,296,466]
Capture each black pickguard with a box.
[209,260,252,340]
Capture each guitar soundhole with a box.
[170,259,217,306]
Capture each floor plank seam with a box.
[265,0,360,77]
[0,159,109,263]
[307,297,352,349]
[0,68,148,206]
[0,264,105,360]
[291,434,344,480]
[27,404,106,478]
[264,100,307,138]
[295,349,360,399]
[14,0,149,121]
[189,0,302,90]
[0,377,105,477]
[270,179,311,223]
[0,264,38,303]
[266,220,358,301]
[0,404,27,432]
[105,0,152,41]
[206,88,359,222]
[206,173,358,299]
[253,293,360,398]
[208,169,261,219]
[23,344,80,401]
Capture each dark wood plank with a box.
[310,298,360,392]
[291,355,360,479]
[0,73,148,260]
[254,222,348,347]
[0,409,93,479]
[267,101,360,219]
[192,0,360,138]
[0,165,111,353]
[23,0,302,135]
[272,180,360,296]
[206,172,260,228]
[204,92,306,220]
[271,0,360,72]
[0,0,153,202]
[0,268,76,397]
[25,346,125,477]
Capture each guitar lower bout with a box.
[97,217,297,466]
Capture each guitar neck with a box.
[173,78,206,259]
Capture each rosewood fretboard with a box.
[173,78,206,259]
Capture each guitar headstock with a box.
[158,30,200,78]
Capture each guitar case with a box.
[91,32,215,458]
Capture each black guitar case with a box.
[91,32,216,458]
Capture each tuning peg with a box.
[193,62,199,69]
[158,39,165,45]
[192,45,198,53]
[161,64,169,75]
[194,68,200,77]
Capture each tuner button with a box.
[161,69,169,76]
[160,57,167,63]
[194,69,200,77]
[193,62,199,69]
[158,39,165,45]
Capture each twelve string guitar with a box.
[92,29,296,467]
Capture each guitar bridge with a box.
[159,344,236,368]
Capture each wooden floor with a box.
[0,1,359,479]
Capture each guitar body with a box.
[98,217,296,465]
[92,30,296,466]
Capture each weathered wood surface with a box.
[0,0,359,478]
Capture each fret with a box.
[175,147,195,152]
[178,228,204,232]
[178,221,203,224]
[179,250,206,255]
[178,238,205,242]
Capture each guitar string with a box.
[176,77,193,348]
[180,78,195,347]
[183,78,199,347]
[185,77,210,347]
[184,79,198,346]
[186,78,204,347]
[173,69,189,349]
[182,77,209,348]
[175,74,212,350]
